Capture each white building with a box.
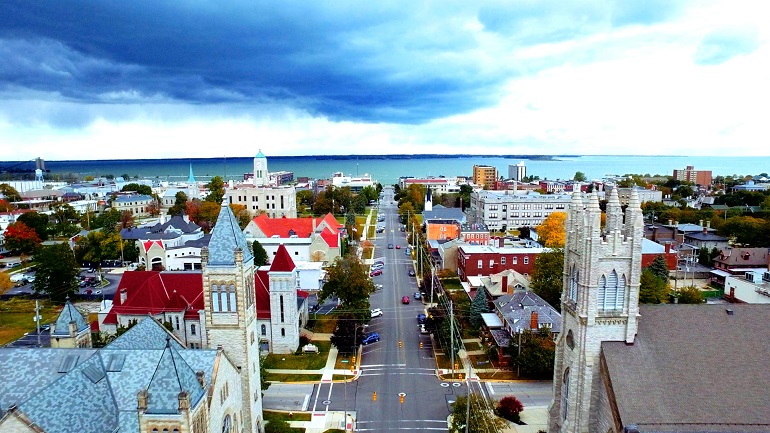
[470,189,572,230]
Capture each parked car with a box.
[371,308,383,318]
[402,296,410,304]
[370,269,382,277]
[413,292,421,300]
[396,245,401,249]
[417,314,427,324]
[362,332,380,345]
[408,269,416,277]
[420,324,429,334]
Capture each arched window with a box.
[598,270,626,311]
[561,368,570,420]
[212,284,221,312]
[229,285,237,312]
[280,295,285,322]
[568,265,579,303]
[261,324,267,335]
[281,327,286,337]
[566,330,574,350]
[222,414,231,433]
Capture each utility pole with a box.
[430,265,435,306]
[35,300,42,347]
[465,360,471,433]
[450,300,455,379]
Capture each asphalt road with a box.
[350,187,456,432]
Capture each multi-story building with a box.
[398,177,462,194]
[330,172,376,192]
[472,165,498,189]
[508,161,526,181]
[610,186,663,205]
[225,185,297,218]
[470,190,572,230]
[457,244,545,281]
[112,193,155,216]
[425,219,460,241]
[673,165,712,186]
[459,222,490,244]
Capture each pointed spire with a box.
[207,203,254,266]
[256,149,266,158]
[188,164,195,183]
[606,187,622,233]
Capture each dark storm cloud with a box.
[0,1,509,123]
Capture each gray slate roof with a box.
[422,205,466,223]
[207,203,254,266]
[52,299,89,336]
[602,304,770,432]
[493,291,562,333]
[0,317,217,433]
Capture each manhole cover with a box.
[452,383,461,387]
[440,383,450,388]
[322,400,332,405]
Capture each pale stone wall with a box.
[269,272,299,354]
[225,186,297,219]
[208,352,244,433]
[0,411,39,432]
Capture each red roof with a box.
[103,272,203,324]
[270,244,296,272]
[251,212,343,239]
[142,240,164,252]
[319,230,339,248]
[255,270,272,320]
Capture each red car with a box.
[370,269,382,277]
[402,296,410,304]
[396,245,401,249]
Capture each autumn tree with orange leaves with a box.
[3,221,41,254]
[536,212,567,248]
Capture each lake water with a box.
[12,154,770,185]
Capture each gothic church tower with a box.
[548,188,643,433]
[202,202,264,433]
[253,149,269,186]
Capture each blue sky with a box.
[0,0,767,160]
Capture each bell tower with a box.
[202,202,264,433]
[548,188,643,433]
[253,149,269,186]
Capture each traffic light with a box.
[454,363,458,371]
[398,340,402,348]
[459,373,463,380]
[352,355,356,363]
[419,341,423,349]
[399,395,404,404]
[372,392,377,401]
[350,365,354,372]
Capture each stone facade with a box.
[548,188,643,433]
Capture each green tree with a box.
[647,255,670,281]
[0,183,22,202]
[677,286,704,304]
[121,183,153,195]
[204,176,226,204]
[329,312,367,354]
[230,204,251,229]
[50,202,80,237]
[252,241,269,267]
[530,249,564,310]
[639,269,668,304]
[449,394,505,433]
[469,286,490,329]
[457,184,473,210]
[296,189,314,214]
[573,171,587,182]
[18,211,50,241]
[259,354,270,391]
[352,194,367,214]
[320,254,375,323]
[360,185,378,203]
[33,243,80,302]
[92,208,122,234]
[168,191,188,216]
[510,328,556,379]
[264,417,293,433]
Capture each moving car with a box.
[408,269,416,276]
[396,245,401,249]
[402,296,410,304]
[371,308,383,318]
[417,314,427,324]
[370,269,382,277]
[413,292,421,300]
[388,244,394,249]
[362,332,380,345]
[420,324,429,334]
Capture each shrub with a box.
[495,396,524,422]
[299,335,311,347]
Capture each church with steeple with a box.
[548,189,770,432]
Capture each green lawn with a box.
[441,278,463,292]
[265,373,322,382]
[0,298,62,346]
[263,349,329,370]
[264,411,312,422]
[307,314,338,334]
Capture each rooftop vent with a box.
[726,309,734,315]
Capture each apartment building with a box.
[472,165,498,189]
[470,190,572,230]
[673,165,712,186]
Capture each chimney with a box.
[498,237,504,248]
[501,275,509,294]
[668,219,672,226]
[196,371,205,388]
[699,219,704,228]
[703,226,708,235]
[652,226,658,241]
[706,221,711,229]
[312,217,317,232]
[665,242,671,253]
[137,389,149,411]
[530,311,539,330]
[178,391,190,411]
[120,289,128,304]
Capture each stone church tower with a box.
[253,149,269,186]
[548,189,643,433]
[202,203,264,433]
[267,244,300,354]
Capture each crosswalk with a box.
[355,419,448,431]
